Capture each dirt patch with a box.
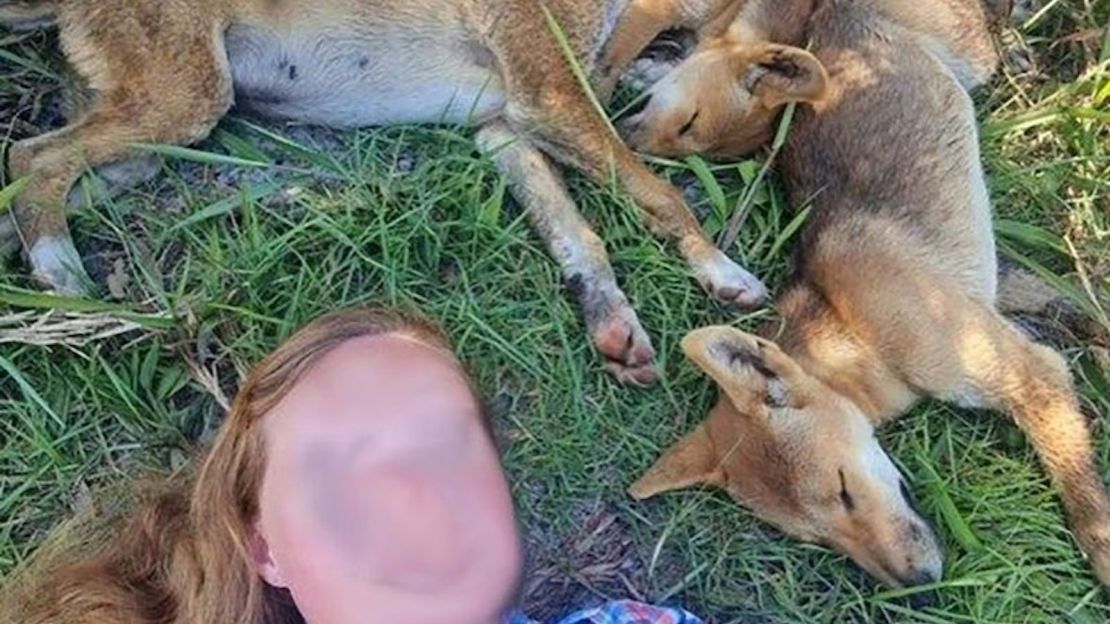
[520,502,651,621]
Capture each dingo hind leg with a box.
[975,314,1110,586]
[919,300,1110,585]
[5,1,232,294]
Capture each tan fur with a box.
[0,0,818,383]
[618,0,830,156]
[630,0,1110,590]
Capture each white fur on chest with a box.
[224,24,506,127]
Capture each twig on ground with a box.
[0,310,150,347]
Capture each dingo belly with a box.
[225,23,506,127]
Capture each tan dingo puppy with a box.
[0,0,828,383]
[630,0,1110,591]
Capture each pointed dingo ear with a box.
[681,326,809,410]
[738,43,828,109]
[628,423,724,500]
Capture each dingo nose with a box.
[907,587,939,609]
[903,569,939,586]
[898,569,940,609]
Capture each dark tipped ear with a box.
[629,423,724,500]
[743,43,828,108]
[681,326,806,410]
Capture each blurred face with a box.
[253,335,522,624]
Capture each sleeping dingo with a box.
[0,0,828,384]
[630,0,1110,592]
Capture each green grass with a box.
[1,4,1109,622]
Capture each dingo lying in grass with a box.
[0,0,828,384]
[630,0,1110,592]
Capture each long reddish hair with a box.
[2,308,451,624]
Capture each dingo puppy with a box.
[0,0,826,384]
[630,0,1110,591]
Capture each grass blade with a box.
[540,3,618,138]
[0,353,63,428]
[720,102,797,251]
[763,205,811,263]
[0,177,29,215]
[919,456,983,552]
[994,219,1069,256]
[132,143,271,168]
[684,155,727,218]
[0,286,175,329]
[170,180,282,232]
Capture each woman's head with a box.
[188,308,522,624]
[6,308,522,624]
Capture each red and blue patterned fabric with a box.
[504,600,703,624]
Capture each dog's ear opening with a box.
[628,423,723,500]
[681,326,804,410]
[742,44,828,109]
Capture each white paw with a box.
[695,249,767,308]
[29,236,92,297]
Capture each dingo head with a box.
[630,326,943,589]
[618,42,827,158]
